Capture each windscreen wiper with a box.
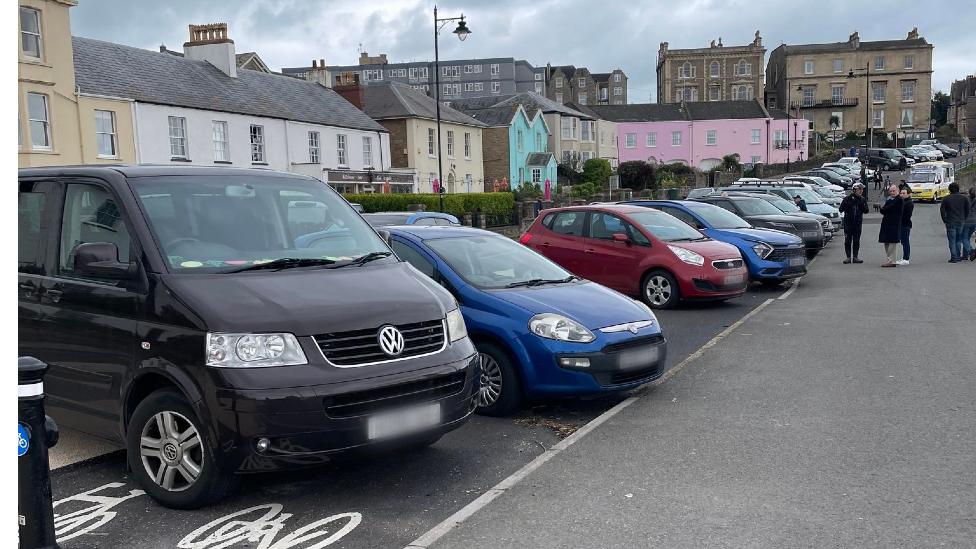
[505,275,580,288]
[229,258,337,273]
[326,251,393,269]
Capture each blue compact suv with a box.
[625,200,807,286]
[387,226,668,416]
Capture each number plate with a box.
[724,274,744,285]
[802,231,820,237]
[789,257,805,266]
[367,403,441,440]
[618,346,659,369]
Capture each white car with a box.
[915,145,944,161]
[907,146,939,162]
[784,176,845,195]
[833,157,875,179]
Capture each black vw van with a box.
[18,165,480,508]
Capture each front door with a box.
[581,211,641,292]
[36,180,141,441]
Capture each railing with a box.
[789,98,859,109]
[773,140,806,150]
[484,212,515,228]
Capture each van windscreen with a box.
[131,175,390,273]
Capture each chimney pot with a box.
[312,60,317,68]
[320,59,325,67]
[184,22,237,78]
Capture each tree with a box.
[931,91,950,127]
[720,154,742,172]
[829,115,841,145]
[616,161,655,190]
[581,158,612,187]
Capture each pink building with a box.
[582,101,810,170]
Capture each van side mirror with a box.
[73,242,138,279]
[377,230,393,247]
[612,233,630,243]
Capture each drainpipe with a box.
[766,118,771,164]
[130,102,142,164]
[74,85,87,162]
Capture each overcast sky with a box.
[70,0,975,103]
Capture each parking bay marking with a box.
[404,298,778,549]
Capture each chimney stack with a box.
[334,72,365,111]
[184,23,236,78]
[848,31,860,49]
[907,27,919,40]
[306,58,332,87]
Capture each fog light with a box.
[256,438,271,453]
[559,357,590,368]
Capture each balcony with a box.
[773,140,806,150]
[789,98,859,109]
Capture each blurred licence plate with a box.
[367,403,440,440]
[724,274,744,284]
[802,231,819,237]
[789,257,805,266]
[619,346,659,369]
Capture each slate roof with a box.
[768,108,797,120]
[363,82,487,127]
[448,95,516,111]
[495,92,592,119]
[525,152,555,166]
[590,72,612,82]
[73,37,386,132]
[552,65,577,80]
[582,103,687,122]
[684,100,768,120]
[461,106,519,127]
[782,38,930,54]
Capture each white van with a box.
[908,162,954,202]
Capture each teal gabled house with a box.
[459,101,556,191]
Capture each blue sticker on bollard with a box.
[18,424,29,456]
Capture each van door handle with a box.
[45,285,63,303]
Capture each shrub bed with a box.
[342,193,514,217]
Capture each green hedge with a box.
[342,193,514,217]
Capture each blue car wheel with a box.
[475,342,523,417]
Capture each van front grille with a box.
[323,371,466,418]
[314,319,445,366]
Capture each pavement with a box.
[418,197,976,548]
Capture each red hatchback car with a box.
[520,205,748,309]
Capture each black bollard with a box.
[19,356,60,549]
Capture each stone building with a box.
[948,75,976,140]
[656,32,766,104]
[544,65,627,105]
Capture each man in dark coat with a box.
[874,169,883,190]
[940,182,972,262]
[793,195,808,211]
[898,155,908,173]
[839,183,870,264]
[896,186,914,265]
[879,184,904,267]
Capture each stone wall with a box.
[481,127,511,190]
[755,152,840,178]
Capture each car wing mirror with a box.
[612,233,630,244]
[376,229,393,247]
[73,242,138,279]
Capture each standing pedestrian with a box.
[898,155,907,173]
[884,175,891,192]
[939,182,972,263]
[840,183,869,264]
[879,183,904,267]
[534,197,543,217]
[851,146,857,158]
[874,170,883,190]
[896,186,914,266]
[963,186,976,261]
[793,194,808,211]
[860,165,867,185]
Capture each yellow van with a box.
[907,162,954,202]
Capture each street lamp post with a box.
[786,82,802,172]
[848,62,872,150]
[433,6,470,213]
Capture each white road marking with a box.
[178,504,361,549]
[404,298,778,548]
[779,253,817,301]
[53,482,145,542]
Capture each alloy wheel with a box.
[139,411,204,492]
[478,353,503,407]
[645,275,672,306]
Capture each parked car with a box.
[521,205,748,309]
[917,145,945,161]
[933,143,958,158]
[387,226,667,416]
[860,148,908,171]
[625,201,807,286]
[808,166,855,188]
[349,202,365,213]
[725,192,833,241]
[907,146,940,162]
[17,165,481,509]
[804,169,853,189]
[691,195,825,257]
[724,186,842,233]
[363,212,460,227]
[835,156,874,178]
[784,175,845,194]
[899,147,927,163]
[919,139,940,147]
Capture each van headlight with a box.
[529,313,595,343]
[446,308,468,343]
[667,245,705,266]
[206,333,307,367]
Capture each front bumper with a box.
[208,352,481,472]
[911,190,938,201]
[555,335,668,389]
[676,262,749,300]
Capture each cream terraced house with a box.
[364,82,486,194]
[765,29,933,139]
[18,0,136,166]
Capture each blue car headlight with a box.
[751,242,773,259]
[528,313,595,343]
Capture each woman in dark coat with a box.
[879,184,904,267]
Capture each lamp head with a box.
[453,17,470,41]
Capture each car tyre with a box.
[642,269,680,310]
[127,388,237,510]
[474,342,523,417]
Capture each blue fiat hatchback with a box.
[624,200,807,286]
[387,226,668,416]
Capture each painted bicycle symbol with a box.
[53,482,146,542]
[177,504,362,549]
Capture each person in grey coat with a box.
[878,184,903,267]
[940,183,972,263]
